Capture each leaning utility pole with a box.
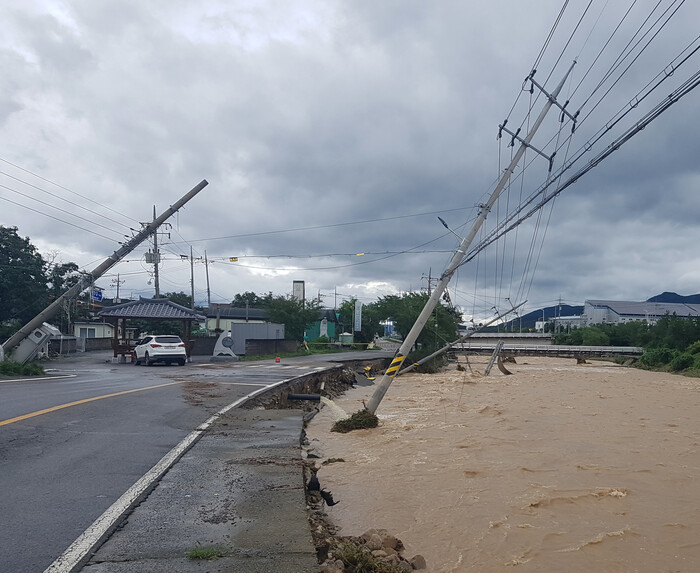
[366,63,576,414]
[2,180,209,355]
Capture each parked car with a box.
[133,335,187,366]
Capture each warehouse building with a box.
[582,300,700,326]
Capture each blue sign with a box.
[91,289,103,302]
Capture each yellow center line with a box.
[0,381,181,427]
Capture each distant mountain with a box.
[646,292,700,304]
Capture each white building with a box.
[535,315,583,332]
[582,300,700,326]
[205,304,268,333]
[73,321,115,339]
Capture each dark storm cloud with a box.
[1,1,699,316]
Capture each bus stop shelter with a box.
[98,297,206,361]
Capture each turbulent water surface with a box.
[307,357,700,572]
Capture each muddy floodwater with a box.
[306,356,700,572]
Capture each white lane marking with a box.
[43,375,296,573]
[217,382,269,387]
[0,374,77,384]
[240,363,325,371]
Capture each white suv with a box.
[134,335,187,366]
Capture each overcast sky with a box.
[2,0,699,322]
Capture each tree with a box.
[164,291,193,308]
[0,226,49,338]
[337,298,384,343]
[264,295,322,342]
[46,261,82,299]
[232,291,271,307]
[582,326,610,346]
[648,313,700,351]
[374,292,459,352]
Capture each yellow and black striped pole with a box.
[386,354,406,378]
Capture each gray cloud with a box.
[1,1,699,320]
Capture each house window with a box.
[79,328,96,339]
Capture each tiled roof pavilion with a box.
[98,297,206,321]
[98,298,205,358]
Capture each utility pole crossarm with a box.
[365,62,576,415]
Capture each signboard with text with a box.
[354,301,363,332]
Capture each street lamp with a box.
[437,217,465,242]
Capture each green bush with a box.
[638,347,676,368]
[0,360,45,376]
[686,340,700,355]
[670,353,695,372]
[582,327,610,346]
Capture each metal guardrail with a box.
[454,343,643,358]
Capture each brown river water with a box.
[306,356,700,572]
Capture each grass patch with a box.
[0,360,45,377]
[185,544,228,560]
[332,410,378,433]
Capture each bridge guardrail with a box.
[454,343,643,357]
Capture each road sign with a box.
[91,289,103,302]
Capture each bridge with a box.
[454,343,643,359]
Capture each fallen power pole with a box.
[2,179,209,357]
[365,62,576,414]
[397,301,526,376]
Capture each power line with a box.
[207,249,452,260]
[169,207,474,244]
[0,169,133,231]
[577,0,687,121]
[462,66,700,270]
[0,181,126,239]
[456,2,697,322]
[0,194,122,242]
[0,155,140,225]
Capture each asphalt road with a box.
[0,350,387,573]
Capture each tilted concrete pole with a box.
[2,180,208,356]
[366,63,576,414]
